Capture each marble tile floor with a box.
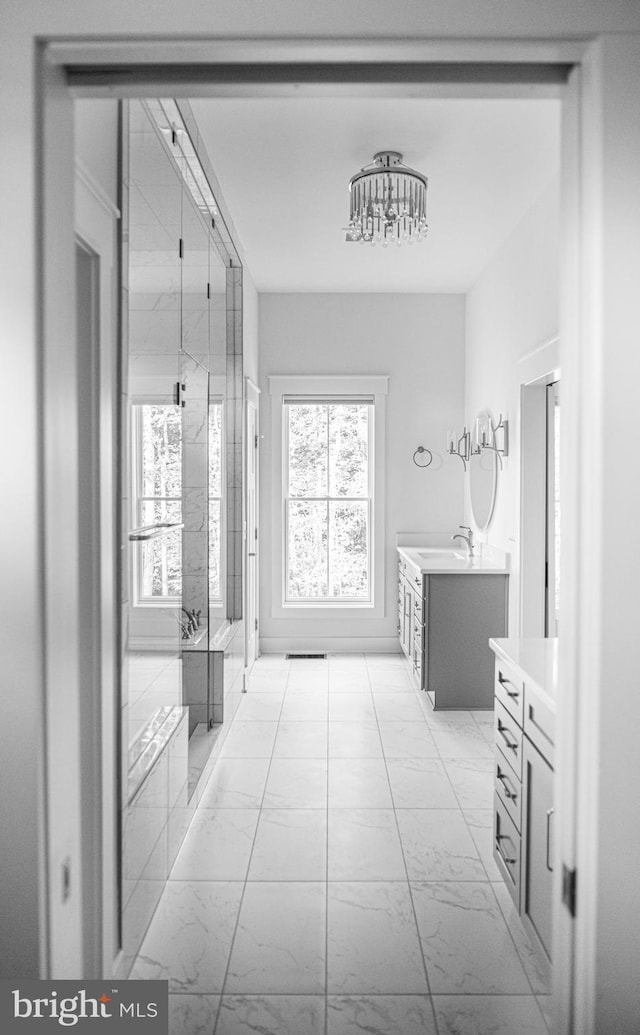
[131,653,551,1035]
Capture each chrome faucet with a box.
[451,524,475,558]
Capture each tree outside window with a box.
[133,401,223,605]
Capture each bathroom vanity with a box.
[397,545,509,709]
[490,636,557,962]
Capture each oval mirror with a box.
[469,410,498,530]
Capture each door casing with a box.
[37,36,640,1033]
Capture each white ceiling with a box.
[189,96,560,294]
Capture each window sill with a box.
[283,601,374,609]
[271,602,384,621]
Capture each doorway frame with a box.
[244,377,260,674]
[74,143,121,978]
[37,34,636,1032]
[518,335,560,639]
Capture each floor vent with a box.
[285,653,327,660]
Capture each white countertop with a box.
[489,636,559,710]
[398,544,509,575]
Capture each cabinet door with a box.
[397,577,405,652]
[427,574,508,708]
[399,580,412,658]
[522,737,554,959]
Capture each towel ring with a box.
[413,446,433,469]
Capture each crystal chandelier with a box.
[346,150,428,247]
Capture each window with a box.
[131,400,223,606]
[133,403,182,604]
[285,399,371,602]
[269,374,388,619]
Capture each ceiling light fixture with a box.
[345,150,428,247]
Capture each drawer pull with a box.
[497,769,518,801]
[546,808,555,873]
[497,719,519,753]
[496,833,517,866]
[498,671,520,698]
[528,704,553,746]
[414,576,421,587]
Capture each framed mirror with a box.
[469,409,498,530]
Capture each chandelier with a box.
[346,150,428,247]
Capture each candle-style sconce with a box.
[446,427,471,470]
[472,412,509,467]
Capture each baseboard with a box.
[259,636,401,655]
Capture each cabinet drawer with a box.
[413,617,424,649]
[405,561,423,596]
[495,660,524,724]
[494,793,521,909]
[494,699,523,779]
[495,754,522,832]
[524,691,555,766]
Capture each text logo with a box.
[0,981,168,1033]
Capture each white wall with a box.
[465,175,560,632]
[258,293,465,651]
[242,268,259,387]
[75,100,119,204]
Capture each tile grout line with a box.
[211,660,289,1034]
[367,654,440,1033]
[401,654,543,1010]
[380,654,544,1030]
[168,654,545,1032]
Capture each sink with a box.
[416,549,466,560]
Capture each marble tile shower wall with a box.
[126,98,184,744]
[181,345,211,735]
[180,186,213,722]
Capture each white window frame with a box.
[284,397,373,605]
[269,375,388,620]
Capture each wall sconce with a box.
[472,412,509,467]
[446,427,471,470]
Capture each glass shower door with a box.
[121,99,186,975]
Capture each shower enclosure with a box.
[119,98,243,973]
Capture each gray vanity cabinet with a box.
[426,574,508,709]
[398,560,508,708]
